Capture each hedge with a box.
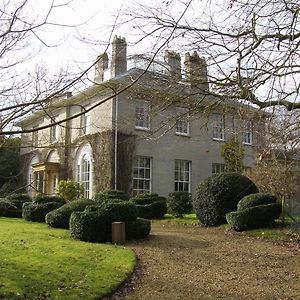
[70,202,138,243]
[193,172,258,226]
[45,199,94,229]
[33,194,65,205]
[237,193,277,211]
[22,202,64,222]
[226,203,282,231]
[167,191,192,217]
[0,194,31,218]
[130,194,167,219]
[93,190,130,204]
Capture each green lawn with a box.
[156,213,200,225]
[0,217,136,300]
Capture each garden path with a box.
[109,223,300,300]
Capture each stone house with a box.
[17,36,265,199]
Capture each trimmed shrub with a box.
[45,199,94,229]
[33,194,65,205]
[226,203,282,231]
[56,179,84,202]
[70,202,138,243]
[130,193,158,203]
[130,194,167,219]
[193,172,259,226]
[167,192,192,217]
[131,218,151,239]
[237,193,277,211]
[94,190,129,204]
[22,202,64,222]
[0,194,31,218]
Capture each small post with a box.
[112,222,126,244]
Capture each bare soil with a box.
[109,223,300,300]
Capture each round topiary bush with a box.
[45,199,94,229]
[22,202,64,222]
[226,203,281,231]
[167,191,192,217]
[237,193,277,211]
[193,172,259,226]
[33,194,65,205]
[70,202,139,243]
[130,194,167,219]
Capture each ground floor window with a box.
[78,154,91,198]
[212,163,226,174]
[175,160,191,192]
[133,156,151,195]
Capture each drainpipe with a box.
[114,95,118,190]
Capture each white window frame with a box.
[212,114,225,141]
[77,153,91,198]
[50,119,58,143]
[80,113,91,135]
[135,100,150,130]
[174,160,191,192]
[133,156,152,195]
[175,107,190,136]
[32,127,38,148]
[212,163,226,174]
[242,120,253,145]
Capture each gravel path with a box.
[111,223,300,300]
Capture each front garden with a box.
[0,217,135,300]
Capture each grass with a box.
[0,217,136,300]
[156,213,200,225]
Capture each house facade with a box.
[17,36,265,199]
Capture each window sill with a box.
[242,142,253,146]
[176,132,190,137]
[213,138,225,142]
[135,126,151,132]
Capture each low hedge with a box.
[226,203,282,231]
[22,202,64,222]
[0,194,31,218]
[130,194,167,219]
[70,202,151,243]
[33,194,65,205]
[237,193,278,211]
[93,190,130,204]
[45,199,94,229]
[167,192,192,217]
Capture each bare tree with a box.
[121,0,300,111]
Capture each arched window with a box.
[79,154,91,198]
[75,144,93,199]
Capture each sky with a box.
[24,0,128,72]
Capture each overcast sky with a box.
[27,0,128,72]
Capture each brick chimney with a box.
[111,36,127,78]
[164,50,181,81]
[94,52,108,83]
[184,51,209,91]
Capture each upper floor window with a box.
[212,163,226,174]
[133,156,151,195]
[50,119,58,143]
[32,127,38,147]
[80,113,91,135]
[135,100,150,130]
[176,107,190,136]
[242,120,253,145]
[174,160,191,192]
[212,114,225,141]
